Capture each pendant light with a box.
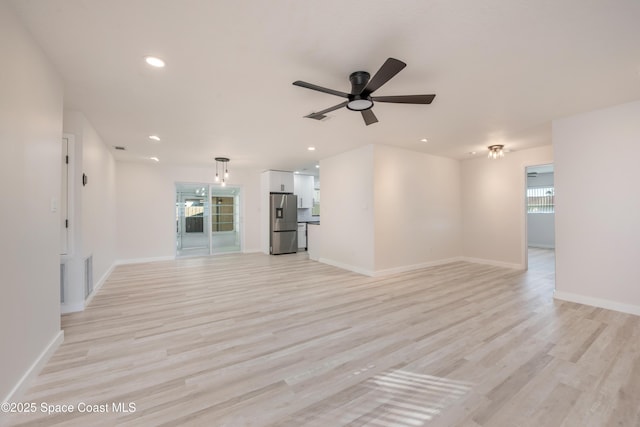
[215,157,230,186]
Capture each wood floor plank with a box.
[4,249,640,426]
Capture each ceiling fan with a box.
[293,58,435,126]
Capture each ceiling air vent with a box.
[114,146,126,151]
[527,172,538,178]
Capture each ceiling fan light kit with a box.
[293,58,436,126]
[346,99,373,111]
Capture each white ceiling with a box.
[10,0,640,172]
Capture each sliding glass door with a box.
[211,187,241,254]
[176,183,241,257]
[176,184,210,257]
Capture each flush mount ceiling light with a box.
[487,145,505,160]
[307,146,316,151]
[149,156,159,162]
[148,135,161,142]
[214,157,230,187]
[420,138,428,143]
[144,56,165,68]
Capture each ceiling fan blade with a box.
[304,101,348,119]
[372,94,436,104]
[361,109,378,126]
[293,81,349,98]
[361,58,406,95]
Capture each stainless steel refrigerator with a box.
[270,193,298,254]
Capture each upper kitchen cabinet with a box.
[294,174,314,208]
[264,170,294,193]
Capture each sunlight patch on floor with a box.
[357,370,473,426]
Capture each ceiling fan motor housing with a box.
[347,71,374,111]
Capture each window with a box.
[527,187,554,213]
[212,196,235,232]
[312,189,320,216]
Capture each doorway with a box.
[525,164,556,276]
[176,183,241,257]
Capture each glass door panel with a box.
[176,183,210,257]
[211,187,241,254]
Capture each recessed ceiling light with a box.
[150,157,159,162]
[420,138,428,143]
[315,164,320,168]
[144,56,165,68]
[307,146,316,151]
[148,135,161,142]
[294,171,300,174]
[469,151,477,155]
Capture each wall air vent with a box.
[60,262,67,303]
[114,146,126,150]
[84,256,94,299]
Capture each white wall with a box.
[461,145,553,268]
[374,145,461,273]
[0,1,63,402]
[116,163,261,261]
[80,116,117,286]
[527,171,554,187]
[319,144,461,276]
[320,145,375,274]
[62,111,117,310]
[553,100,640,314]
[527,214,555,248]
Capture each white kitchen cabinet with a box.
[265,170,294,193]
[294,174,314,208]
[297,222,307,249]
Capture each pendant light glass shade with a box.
[487,145,505,160]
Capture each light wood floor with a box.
[7,249,640,426]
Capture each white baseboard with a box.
[462,257,524,270]
[60,302,84,314]
[115,255,175,266]
[372,257,463,277]
[318,257,464,277]
[554,290,640,317]
[2,331,64,404]
[84,262,115,307]
[318,258,374,277]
